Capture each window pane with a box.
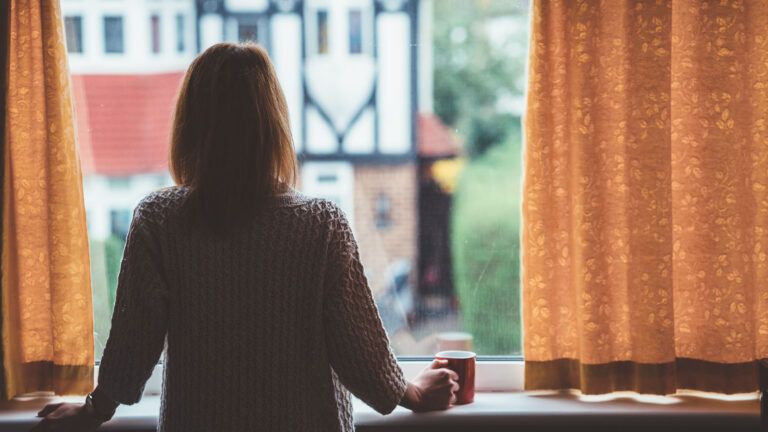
[349,9,362,54]
[104,16,124,54]
[317,9,329,54]
[64,16,83,54]
[151,15,162,54]
[176,14,186,52]
[238,23,259,43]
[65,0,528,359]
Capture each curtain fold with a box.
[2,0,93,398]
[524,0,768,394]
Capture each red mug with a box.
[435,350,476,405]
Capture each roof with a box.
[417,113,462,159]
[71,73,184,176]
[71,74,459,175]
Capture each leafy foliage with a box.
[451,133,523,354]
[433,0,529,157]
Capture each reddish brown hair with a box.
[170,43,297,233]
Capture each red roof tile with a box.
[72,73,184,176]
[417,113,462,158]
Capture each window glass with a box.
[317,9,329,54]
[176,14,186,53]
[66,0,529,359]
[104,16,124,54]
[238,23,259,43]
[348,9,363,54]
[151,14,162,54]
[64,16,83,54]
[110,209,132,239]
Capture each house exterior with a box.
[62,0,458,328]
[196,0,423,301]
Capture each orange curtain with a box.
[2,0,93,398]
[524,0,768,394]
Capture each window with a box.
[104,16,124,53]
[67,0,530,365]
[110,209,132,239]
[316,9,329,54]
[301,162,355,226]
[108,176,131,190]
[348,9,363,54]
[176,14,186,53]
[238,23,259,43]
[151,14,162,54]
[64,16,83,54]
[374,193,391,229]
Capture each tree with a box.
[433,0,529,157]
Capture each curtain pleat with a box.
[2,0,93,399]
[524,0,768,394]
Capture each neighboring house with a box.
[198,0,424,302]
[62,0,458,331]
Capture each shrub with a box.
[451,136,522,355]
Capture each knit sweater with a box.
[97,187,408,432]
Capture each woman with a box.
[33,43,458,431]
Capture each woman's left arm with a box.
[97,206,170,404]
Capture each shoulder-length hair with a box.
[170,42,297,233]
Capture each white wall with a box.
[418,0,433,113]
[376,12,412,154]
[271,13,305,153]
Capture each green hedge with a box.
[90,235,126,358]
[451,138,522,355]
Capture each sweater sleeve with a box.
[322,206,408,415]
[97,205,169,405]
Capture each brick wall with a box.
[352,162,418,299]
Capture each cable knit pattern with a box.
[97,187,407,432]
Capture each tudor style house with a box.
[195,0,425,307]
[62,0,456,336]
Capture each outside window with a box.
[110,209,132,239]
[64,16,83,54]
[176,14,186,53]
[348,9,362,54]
[317,9,329,54]
[151,14,162,54]
[104,16,124,54]
[67,0,529,360]
[238,23,259,43]
[374,193,391,229]
[108,177,131,190]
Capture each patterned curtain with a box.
[2,0,93,398]
[524,0,768,394]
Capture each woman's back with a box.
[97,187,406,432]
[32,43,458,432]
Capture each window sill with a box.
[0,391,757,432]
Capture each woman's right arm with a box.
[321,206,457,414]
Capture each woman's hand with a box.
[30,402,103,432]
[401,359,459,412]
